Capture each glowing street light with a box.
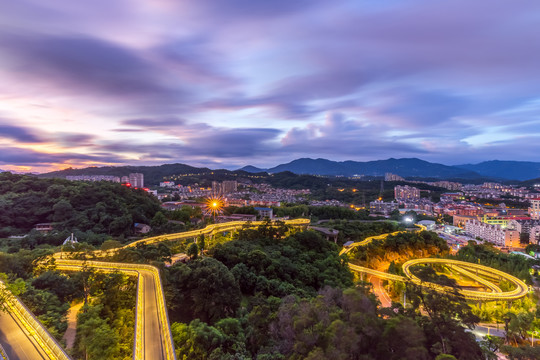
[205,196,224,220]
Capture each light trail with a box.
[1,219,310,360]
[342,228,529,301]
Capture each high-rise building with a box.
[129,173,144,188]
[121,176,129,184]
[212,181,222,194]
[394,185,420,201]
[222,180,238,194]
[529,198,540,220]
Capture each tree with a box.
[187,243,199,260]
[52,199,74,222]
[100,239,122,251]
[406,282,482,359]
[0,274,26,313]
[151,211,168,228]
[167,258,241,324]
[377,316,429,360]
[198,235,206,256]
[75,304,120,360]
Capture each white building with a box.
[369,200,398,215]
[529,198,540,220]
[160,181,176,187]
[530,225,540,245]
[394,185,420,201]
[465,219,505,246]
[129,173,144,188]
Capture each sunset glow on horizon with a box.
[1,1,540,172]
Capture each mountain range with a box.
[32,158,540,183]
[240,158,540,181]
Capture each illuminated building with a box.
[369,200,398,215]
[529,198,540,220]
[394,185,420,201]
[129,173,144,188]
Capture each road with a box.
[368,276,392,307]
[0,219,310,360]
[0,310,49,360]
[343,230,529,301]
[55,261,174,360]
[142,271,167,360]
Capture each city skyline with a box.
[1,1,540,173]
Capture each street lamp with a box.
[205,196,224,222]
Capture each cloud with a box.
[0,146,126,166]
[280,112,429,159]
[0,121,45,143]
[2,0,540,171]
[0,33,191,111]
[121,117,185,128]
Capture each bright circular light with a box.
[205,197,224,217]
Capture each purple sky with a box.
[1,0,540,172]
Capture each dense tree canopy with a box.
[0,173,161,241]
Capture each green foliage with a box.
[350,231,448,269]
[20,280,70,339]
[212,230,353,298]
[74,304,121,360]
[405,282,482,359]
[0,173,161,242]
[187,242,199,259]
[320,220,400,245]
[111,242,172,264]
[166,257,242,324]
[71,272,136,360]
[452,242,536,284]
[501,343,540,360]
[0,274,26,313]
[171,318,250,359]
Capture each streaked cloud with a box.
[0,0,539,171]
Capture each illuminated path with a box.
[342,230,529,301]
[1,219,310,360]
[55,260,175,360]
[0,283,69,360]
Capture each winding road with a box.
[342,230,529,301]
[0,219,310,360]
[0,219,528,359]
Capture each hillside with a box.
[39,163,211,185]
[456,160,540,181]
[0,172,161,241]
[248,157,481,179]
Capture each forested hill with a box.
[38,163,209,185]
[0,172,161,239]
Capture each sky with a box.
[1,0,540,173]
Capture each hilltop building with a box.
[129,173,144,188]
[385,173,404,181]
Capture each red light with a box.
[122,183,132,187]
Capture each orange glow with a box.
[205,196,224,217]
